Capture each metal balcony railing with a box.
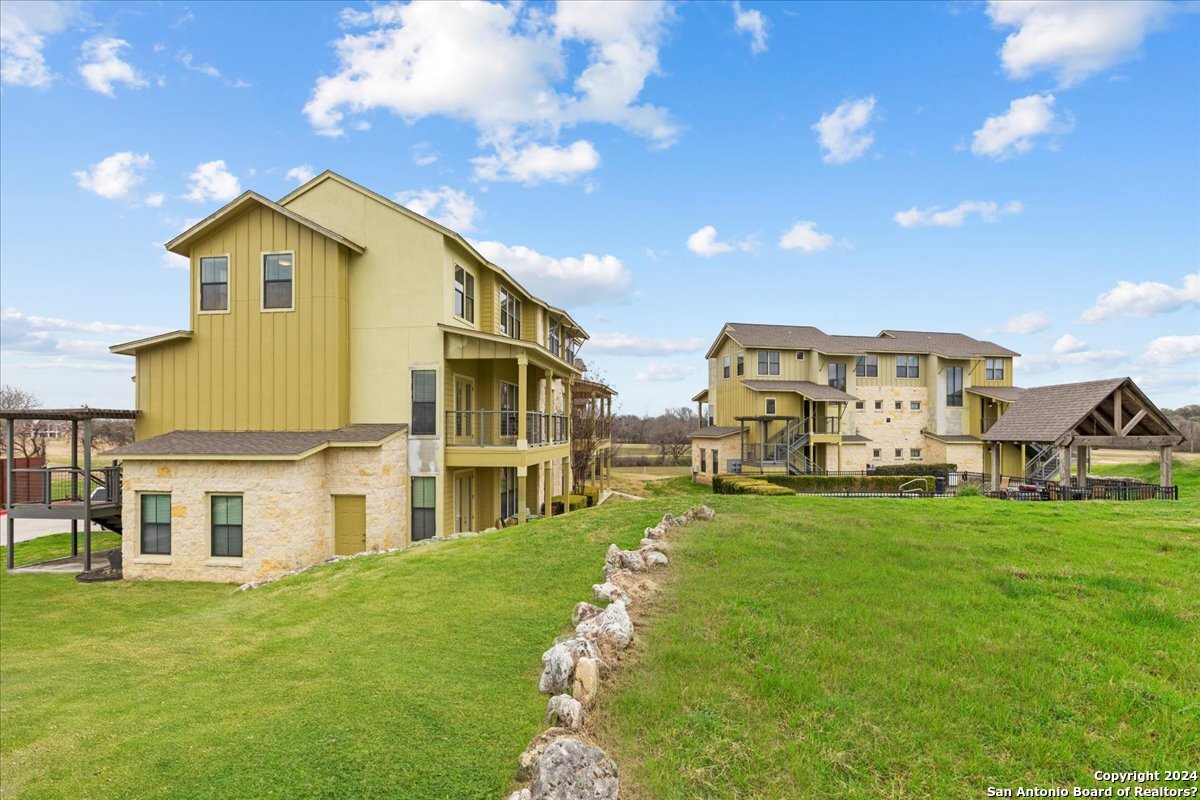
[8,464,121,509]
[445,411,569,447]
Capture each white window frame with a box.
[261,250,296,313]
[197,253,232,316]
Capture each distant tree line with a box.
[1163,405,1199,453]
[612,407,697,466]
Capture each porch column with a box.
[1076,445,1089,487]
[517,355,528,447]
[544,459,554,519]
[70,419,79,556]
[697,400,703,426]
[83,418,93,572]
[517,465,528,525]
[990,444,1001,491]
[561,456,571,514]
[1058,445,1072,486]
[5,417,13,571]
[544,368,553,446]
[1160,446,1173,487]
[565,378,573,501]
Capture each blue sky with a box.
[1,0,1197,416]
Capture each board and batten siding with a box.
[135,205,351,438]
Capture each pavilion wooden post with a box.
[5,417,14,571]
[1160,446,1173,487]
[990,445,1001,491]
[82,418,93,572]
[1075,445,1089,488]
[1058,445,1072,487]
[70,418,79,556]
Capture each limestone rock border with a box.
[508,505,717,800]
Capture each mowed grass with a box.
[593,464,1200,799]
[0,507,671,800]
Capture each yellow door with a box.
[333,495,366,555]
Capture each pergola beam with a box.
[1061,435,1181,448]
[1120,409,1147,436]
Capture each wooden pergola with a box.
[982,378,1183,490]
[2,407,137,571]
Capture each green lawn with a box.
[3,466,1196,799]
[592,462,1200,799]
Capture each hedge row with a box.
[712,475,795,496]
[762,474,934,492]
[870,463,956,476]
[543,494,588,514]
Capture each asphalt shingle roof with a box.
[690,425,743,439]
[722,323,1019,358]
[107,424,407,457]
[981,379,1127,443]
[742,379,858,402]
[966,386,1027,403]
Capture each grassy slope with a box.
[0,509,668,800]
[594,465,1200,799]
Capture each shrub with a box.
[761,474,934,492]
[544,494,588,514]
[957,484,982,497]
[712,475,794,496]
[871,463,956,477]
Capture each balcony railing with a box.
[446,411,569,447]
[8,465,122,509]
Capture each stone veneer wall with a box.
[852,387,930,469]
[121,435,408,583]
[690,434,741,484]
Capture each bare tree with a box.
[0,385,49,460]
[92,419,135,449]
[648,407,695,465]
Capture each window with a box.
[499,287,522,339]
[499,467,517,520]
[757,351,780,375]
[910,401,921,411]
[454,266,475,323]
[796,352,805,361]
[986,358,1005,381]
[712,449,718,475]
[723,355,731,379]
[736,351,744,376]
[412,370,436,435]
[262,253,294,310]
[874,400,883,410]
[765,398,777,415]
[895,448,903,458]
[700,449,707,473]
[855,354,878,378]
[855,401,865,410]
[872,448,882,459]
[897,355,920,379]
[946,366,964,407]
[499,382,518,437]
[895,401,903,410]
[828,362,847,392]
[910,448,922,459]
[211,495,243,557]
[548,319,561,357]
[199,256,229,312]
[412,477,436,541]
[564,336,577,365]
[140,493,171,555]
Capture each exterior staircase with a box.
[766,418,826,475]
[1025,444,1060,482]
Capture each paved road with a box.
[1,514,87,543]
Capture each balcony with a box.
[446,411,568,448]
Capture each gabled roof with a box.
[967,386,1027,403]
[107,424,406,460]
[165,191,365,256]
[690,425,743,439]
[742,379,857,402]
[707,322,1018,360]
[279,171,587,340]
[982,378,1180,444]
[691,388,709,403]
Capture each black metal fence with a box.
[8,464,122,508]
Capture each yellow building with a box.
[689,323,1022,480]
[109,171,591,582]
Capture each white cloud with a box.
[304,1,677,183]
[285,164,316,184]
[179,49,220,78]
[587,333,706,355]
[986,1,1175,88]
[473,240,631,306]
[971,93,1067,160]
[184,160,241,203]
[733,1,768,54]
[894,200,1023,228]
[78,36,147,97]
[73,152,152,200]
[778,221,833,253]
[1143,335,1200,367]
[395,187,480,232]
[1081,272,1200,323]
[144,192,165,208]
[685,225,755,258]
[471,140,600,185]
[1020,333,1126,374]
[634,361,699,382]
[812,96,877,164]
[1,307,162,336]
[987,310,1049,336]
[1,306,163,368]
[412,142,439,166]
[0,0,83,87]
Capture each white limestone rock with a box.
[517,727,570,781]
[644,550,669,567]
[604,543,645,573]
[545,694,585,730]
[539,644,574,695]
[575,600,633,650]
[592,581,631,605]
[572,657,601,708]
[640,538,668,553]
[571,601,604,626]
[687,504,716,521]
[530,739,619,800]
[557,635,599,663]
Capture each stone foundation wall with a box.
[121,435,408,583]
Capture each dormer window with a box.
[263,253,294,311]
[454,265,475,323]
[199,256,229,312]
[499,287,522,339]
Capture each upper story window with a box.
[499,287,522,339]
[985,358,1004,381]
[828,362,847,392]
[723,355,731,379]
[946,366,964,407]
[855,354,878,378]
[757,350,780,375]
[564,336,577,365]
[548,319,561,357]
[454,266,475,323]
[199,256,229,312]
[262,253,294,311]
[736,351,744,376]
[896,355,920,379]
[412,369,436,435]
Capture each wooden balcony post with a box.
[561,456,571,514]
[517,355,528,447]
